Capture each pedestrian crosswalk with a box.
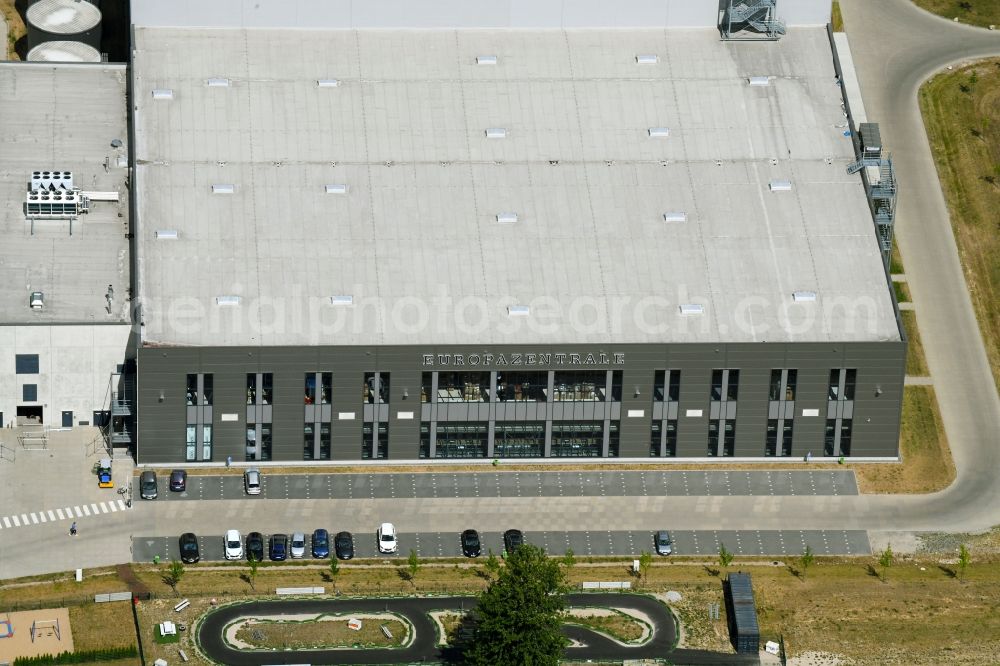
[0,499,130,530]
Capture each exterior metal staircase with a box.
[722,0,786,40]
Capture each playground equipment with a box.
[96,458,114,488]
[30,618,61,643]
[0,613,13,638]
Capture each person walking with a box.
[70,521,77,536]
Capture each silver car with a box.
[290,532,306,559]
[140,470,158,500]
[655,530,673,556]
[244,468,261,495]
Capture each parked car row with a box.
[138,468,262,500]
[176,526,671,564]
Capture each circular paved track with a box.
[196,593,756,665]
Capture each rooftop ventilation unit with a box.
[329,295,354,306]
[29,292,44,310]
[476,55,498,65]
[325,184,348,194]
[485,128,507,139]
[212,184,235,194]
[679,303,704,315]
[30,170,74,192]
[154,230,178,239]
[648,127,670,138]
[317,79,341,87]
[768,180,792,192]
[663,212,688,223]
[216,296,240,306]
[748,76,771,86]
[636,54,659,65]
[206,78,231,87]
[792,291,817,302]
[507,305,530,317]
[151,89,173,100]
[496,212,518,224]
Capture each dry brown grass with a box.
[855,386,953,494]
[67,602,137,653]
[831,1,845,31]
[920,59,1000,393]
[902,311,930,376]
[565,609,647,643]
[235,616,407,648]
[0,0,25,60]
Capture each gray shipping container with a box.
[726,572,760,655]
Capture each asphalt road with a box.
[195,593,757,665]
[835,1,1000,536]
[140,469,857,502]
[134,528,870,562]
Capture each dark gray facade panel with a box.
[136,340,904,464]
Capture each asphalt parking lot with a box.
[137,469,858,502]
[134,528,869,562]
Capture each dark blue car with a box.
[269,533,288,561]
[312,529,330,558]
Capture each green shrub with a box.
[13,646,138,665]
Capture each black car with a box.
[178,532,199,563]
[334,531,354,560]
[169,469,187,492]
[269,533,288,561]
[461,529,481,558]
[246,531,265,562]
[503,529,524,554]
[312,529,330,559]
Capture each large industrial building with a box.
[0,61,132,437]
[126,0,905,464]
[0,0,900,463]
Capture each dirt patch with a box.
[565,607,651,644]
[230,614,408,650]
[0,608,74,663]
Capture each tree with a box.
[638,551,653,584]
[718,543,734,569]
[164,560,185,592]
[878,545,894,582]
[799,545,815,580]
[483,549,501,580]
[957,544,971,582]
[561,548,576,570]
[407,549,421,585]
[329,555,340,583]
[466,544,568,666]
[247,555,259,591]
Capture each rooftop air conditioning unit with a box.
[29,292,44,310]
[476,55,498,65]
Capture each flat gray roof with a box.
[0,63,130,325]
[133,27,899,347]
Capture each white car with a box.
[290,532,306,559]
[377,522,397,554]
[244,468,261,495]
[224,529,244,560]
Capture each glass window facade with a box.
[362,423,389,459]
[437,372,490,402]
[186,425,196,461]
[551,421,604,457]
[364,372,390,404]
[552,371,621,402]
[494,422,545,457]
[435,422,487,458]
[496,371,547,402]
[653,370,680,402]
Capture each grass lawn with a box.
[855,386,953,494]
[913,0,1000,27]
[920,59,1000,393]
[565,609,647,643]
[67,603,138,653]
[831,1,844,31]
[901,311,930,376]
[9,554,1000,666]
[893,280,912,303]
[890,244,906,275]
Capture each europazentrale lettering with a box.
[421,352,626,367]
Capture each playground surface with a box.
[0,608,74,662]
